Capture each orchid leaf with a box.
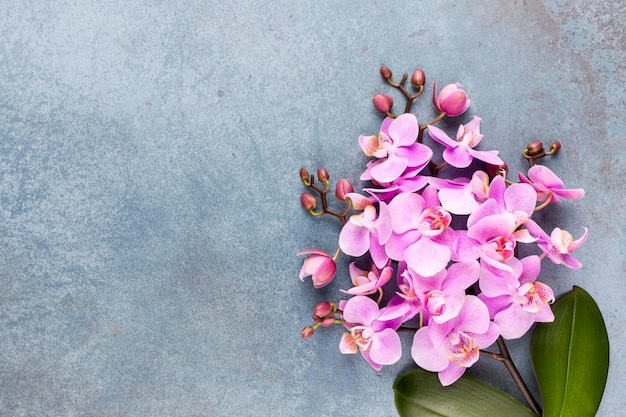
[531,286,609,417]
[394,368,536,417]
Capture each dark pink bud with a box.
[432,81,470,117]
[549,141,561,152]
[487,162,509,178]
[300,167,310,183]
[373,94,393,114]
[379,66,393,80]
[319,316,335,327]
[526,141,544,156]
[313,301,333,319]
[301,326,315,339]
[335,178,354,202]
[411,69,425,87]
[300,192,317,210]
[316,167,329,182]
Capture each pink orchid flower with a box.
[467,175,537,235]
[339,296,403,371]
[378,262,423,322]
[385,190,458,277]
[479,255,554,339]
[466,213,519,272]
[408,260,480,324]
[339,202,392,268]
[518,164,585,203]
[359,113,432,183]
[427,116,504,168]
[432,81,471,117]
[341,262,394,296]
[411,295,500,386]
[297,249,337,288]
[525,220,588,269]
[435,171,490,215]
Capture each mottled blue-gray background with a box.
[1,1,624,416]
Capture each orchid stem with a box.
[480,337,543,416]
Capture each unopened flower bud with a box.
[335,178,354,202]
[549,142,561,152]
[300,192,317,210]
[300,167,310,183]
[411,69,425,87]
[320,316,335,327]
[316,167,329,182]
[380,66,393,80]
[301,326,315,339]
[373,94,393,114]
[313,301,333,319]
[487,162,509,178]
[526,141,544,156]
[432,81,470,117]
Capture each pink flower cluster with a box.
[298,81,586,386]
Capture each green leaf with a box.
[531,286,609,417]
[394,368,536,417]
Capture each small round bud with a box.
[380,66,393,80]
[487,162,509,178]
[320,316,335,327]
[372,94,393,114]
[316,167,329,182]
[300,192,317,210]
[335,178,354,202]
[549,141,561,152]
[300,167,310,183]
[313,301,333,319]
[410,69,425,88]
[301,326,315,339]
[526,141,544,156]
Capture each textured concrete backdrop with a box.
[1,1,624,416]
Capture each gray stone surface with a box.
[0,1,624,416]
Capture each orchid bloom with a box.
[341,262,393,296]
[388,263,424,322]
[297,249,337,288]
[467,175,537,236]
[339,296,403,371]
[339,202,392,268]
[409,260,480,324]
[518,164,585,203]
[359,113,433,183]
[479,255,554,339]
[435,171,490,215]
[526,220,588,269]
[467,213,520,272]
[432,81,471,117]
[427,117,503,169]
[386,189,458,277]
[411,295,500,386]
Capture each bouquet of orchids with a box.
[298,67,609,416]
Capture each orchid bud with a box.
[432,81,470,117]
[300,167,310,183]
[320,316,336,327]
[487,161,509,178]
[316,167,329,182]
[549,141,561,152]
[313,301,333,319]
[301,326,315,339]
[335,178,354,202]
[300,192,317,210]
[379,66,393,80]
[297,249,337,288]
[526,141,544,156]
[372,94,393,114]
[410,69,425,88]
